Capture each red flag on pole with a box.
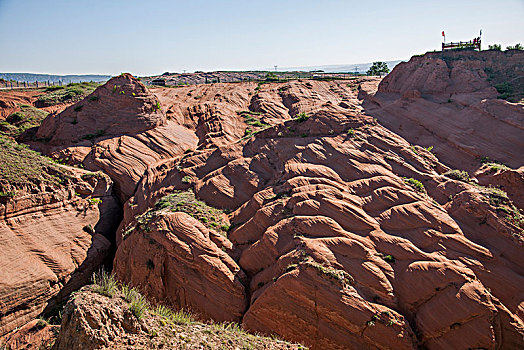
[442,31,445,37]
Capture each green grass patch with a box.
[0,136,72,190]
[154,189,229,235]
[482,186,509,207]
[2,104,49,138]
[36,82,99,107]
[294,112,310,123]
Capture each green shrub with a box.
[483,186,509,207]
[294,112,310,123]
[35,319,47,329]
[495,82,513,94]
[181,175,192,184]
[487,162,509,172]
[383,255,395,263]
[404,177,425,193]
[0,191,16,197]
[444,170,470,182]
[506,43,523,50]
[82,129,105,140]
[88,198,102,205]
[153,189,229,235]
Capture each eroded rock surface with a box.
[32,74,198,201]
[112,72,523,348]
[54,285,304,350]
[13,54,524,349]
[363,50,524,171]
[0,138,118,336]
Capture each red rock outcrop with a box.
[53,285,303,350]
[363,50,524,172]
[476,165,524,210]
[0,166,117,337]
[114,211,247,322]
[0,319,59,350]
[32,74,198,201]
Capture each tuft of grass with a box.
[121,284,149,320]
[129,293,148,320]
[171,310,194,325]
[181,175,192,184]
[92,270,118,298]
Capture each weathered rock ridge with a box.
[0,162,118,337]
[363,49,524,172]
[32,74,197,201]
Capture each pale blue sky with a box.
[0,0,522,76]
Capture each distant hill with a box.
[279,60,404,73]
[0,73,111,83]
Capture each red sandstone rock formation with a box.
[0,168,117,337]
[15,55,523,349]
[0,319,59,350]
[32,74,198,201]
[112,77,523,348]
[363,50,524,172]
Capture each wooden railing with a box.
[442,37,481,51]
